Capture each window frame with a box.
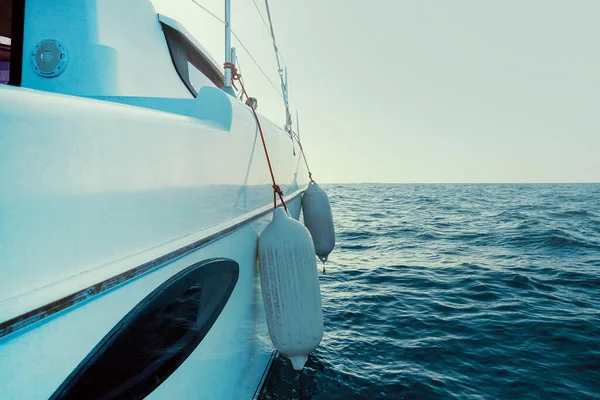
[161,23,224,96]
[49,258,239,400]
[1,0,26,86]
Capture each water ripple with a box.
[261,184,600,400]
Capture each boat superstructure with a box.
[0,0,310,398]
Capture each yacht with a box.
[0,0,310,398]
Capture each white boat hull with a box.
[0,84,307,399]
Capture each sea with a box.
[260,183,600,400]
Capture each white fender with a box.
[302,181,335,262]
[258,208,324,370]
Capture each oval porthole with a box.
[50,258,239,400]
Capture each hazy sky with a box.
[151,0,600,183]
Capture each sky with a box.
[151,0,600,183]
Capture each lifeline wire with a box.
[190,0,284,99]
[190,0,312,182]
[292,131,314,181]
[264,0,293,132]
[250,0,288,68]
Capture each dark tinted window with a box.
[0,0,12,84]
[51,258,239,400]
[0,0,24,86]
[162,24,224,95]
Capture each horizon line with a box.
[319,181,600,185]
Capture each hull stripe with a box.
[0,188,305,339]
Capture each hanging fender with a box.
[258,208,324,371]
[302,181,335,263]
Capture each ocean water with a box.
[261,184,600,400]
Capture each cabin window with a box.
[0,0,25,85]
[0,36,9,84]
[50,259,239,400]
[162,24,224,96]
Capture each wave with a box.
[499,226,600,251]
[262,184,600,400]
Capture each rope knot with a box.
[223,62,241,90]
[272,184,284,196]
[223,62,241,80]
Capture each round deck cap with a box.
[31,40,69,77]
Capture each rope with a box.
[299,369,306,400]
[189,0,284,99]
[291,131,314,182]
[225,62,288,212]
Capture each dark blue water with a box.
[261,184,600,400]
